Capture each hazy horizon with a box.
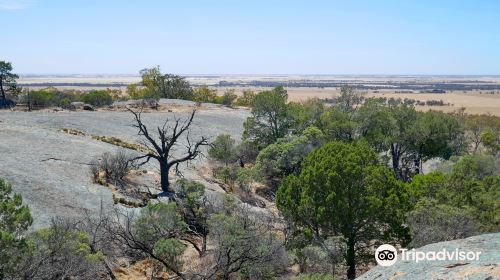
[17,73,500,77]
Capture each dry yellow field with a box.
[218,87,500,116]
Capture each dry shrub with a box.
[89,159,100,183]
[90,149,134,185]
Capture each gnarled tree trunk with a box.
[129,108,208,194]
[159,160,170,192]
[346,237,356,280]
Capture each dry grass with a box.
[362,90,500,116]
[91,135,153,153]
[217,87,500,116]
[58,128,153,153]
[114,259,170,280]
[58,128,86,136]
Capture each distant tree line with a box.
[218,80,500,91]
[325,96,450,107]
[18,83,130,87]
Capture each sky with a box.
[1,0,499,75]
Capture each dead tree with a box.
[128,108,209,193]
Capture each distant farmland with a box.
[18,75,500,115]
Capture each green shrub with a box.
[20,88,116,109]
[235,168,255,193]
[26,90,52,107]
[81,90,113,107]
[24,88,81,108]
[130,202,187,274]
[59,98,71,107]
[408,155,500,232]
[255,127,324,188]
[214,165,238,184]
[26,221,105,278]
[235,90,256,107]
[221,90,237,106]
[193,86,217,103]
[209,134,236,164]
[127,83,160,101]
[234,140,260,166]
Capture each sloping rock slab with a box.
[0,108,249,229]
[357,233,500,280]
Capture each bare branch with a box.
[128,108,208,192]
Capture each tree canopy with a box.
[0,178,32,278]
[357,101,464,181]
[277,141,409,279]
[0,61,19,107]
[408,154,500,232]
[255,126,325,188]
[139,66,194,100]
[208,134,236,165]
[243,86,292,147]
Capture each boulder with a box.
[357,233,500,280]
[68,102,84,110]
[155,191,177,204]
[83,104,95,111]
[112,99,143,109]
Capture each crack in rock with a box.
[41,157,91,165]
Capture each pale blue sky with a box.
[1,0,499,75]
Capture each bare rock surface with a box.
[357,233,500,280]
[0,102,249,228]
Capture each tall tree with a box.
[409,110,464,173]
[243,86,291,147]
[463,114,500,155]
[481,128,500,156]
[129,109,209,193]
[319,107,358,142]
[318,86,363,142]
[335,85,364,114]
[358,102,463,181]
[277,142,409,279]
[140,66,194,100]
[286,98,325,134]
[0,61,19,107]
